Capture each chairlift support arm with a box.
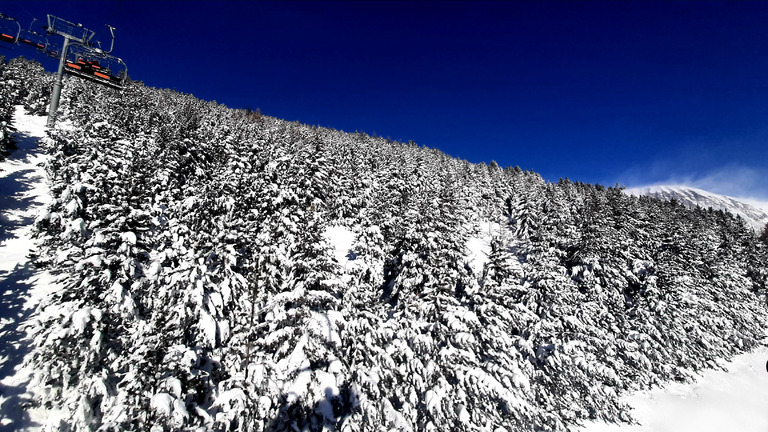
[45,14,93,45]
[102,25,115,54]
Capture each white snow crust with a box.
[323,225,356,266]
[465,221,500,276]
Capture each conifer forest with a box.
[1,57,767,431]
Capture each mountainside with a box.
[624,185,768,233]
[2,57,768,432]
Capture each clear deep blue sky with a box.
[2,1,768,199]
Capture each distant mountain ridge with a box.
[624,185,768,232]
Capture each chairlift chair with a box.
[64,43,127,90]
[18,19,49,51]
[0,13,21,45]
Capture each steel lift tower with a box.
[45,15,95,127]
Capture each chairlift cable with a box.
[107,0,123,26]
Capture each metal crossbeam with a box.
[45,15,93,44]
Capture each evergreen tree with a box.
[8,60,766,432]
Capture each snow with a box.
[0,107,63,430]
[741,197,768,217]
[465,221,499,276]
[120,231,137,245]
[71,306,93,334]
[323,225,356,266]
[199,309,218,347]
[151,392,175,417]
[580,344,768,432]
[314,369,339,421]
[624,185,768,232]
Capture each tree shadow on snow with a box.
[0,262,41,431]
[0,127,46,430]
[0,169,42,244]
[0,129,47,247]
[267,382,359,432]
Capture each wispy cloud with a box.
[685,166,768,200]
[613,125,768,202]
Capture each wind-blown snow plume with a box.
[624,185,768,232]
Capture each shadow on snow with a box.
[0,129,47,247]
[0,125,46,430]
[268,382,358,432]
[0,263,40,431]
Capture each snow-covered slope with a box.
[4,57,767,432]
[0,107,63,430]
[624,185,768,232]
[581,344,768,432]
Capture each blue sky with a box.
[2,1,768,199]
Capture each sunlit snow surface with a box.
[465,221,500,277]
[581,344,768,432]
[0,107,63,430]
[323,225,356,267]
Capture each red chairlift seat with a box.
[0,13,20,45]
[64,57,124,90]
[56,22,128,91]
[19,38,45,50]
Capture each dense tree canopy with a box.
[2,57,767,431]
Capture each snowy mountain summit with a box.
[624,185,768,232]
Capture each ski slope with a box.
[0,107,62,430]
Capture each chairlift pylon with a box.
[47,14,129,126]
[0,13,21,45]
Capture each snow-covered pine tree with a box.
[11,61,767,432]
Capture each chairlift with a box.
[0,13,21,45]
[64,43,127,90]
[18,18,48,51]
[44,45,60,59]
[46,15,129,126]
